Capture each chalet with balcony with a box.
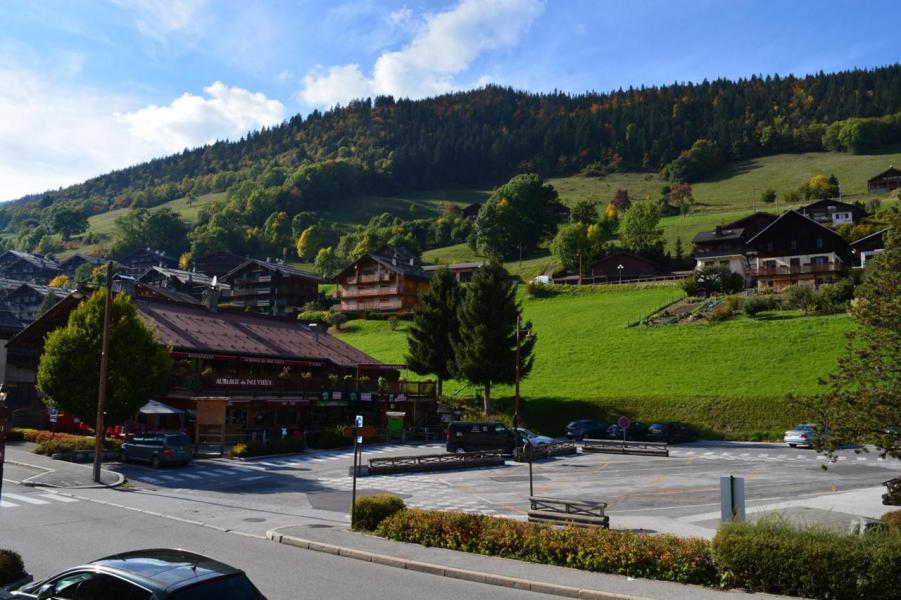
[867,166,901,194]
[137,266,229,302]
[798,199,863,226]
[58,254,106,277]
[0,251,62,284]
[5,290,437,438]
[223,259,321,316]
[850,228,889,268]
[120,248,178,275]
[692,212,778,279]
[334,245,431,314]
[745,210,851,291]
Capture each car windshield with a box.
[169,574,259,599]
[518,429,537,437]
[166,434,193,446]
[649,424,663,431]
[792,424,814,431]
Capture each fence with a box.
[581,438,669,456]
[512,441,577,462]
[365,450,505,475]
[527,496,610,528]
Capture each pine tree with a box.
[405,268,461,399]
[452,262,535,414]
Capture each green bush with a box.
[525,280,557,298]
[377,509,715,585]
[0,549,25,585]
[5,428,26,441]
[33,435,121,456]
[741,295,773,317]
[353,494,406,531]
[707,296,740,322]
[298,310,328,327]
[712,519,901,599]
[228,437,305,458]
[305,427,353,449]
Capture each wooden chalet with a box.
[4,291,437,439]
[138,266,228,302]
[0,251,62,284]
[58,254,105,276]
[867,166,901,194]
[422,261,483,282]
[798,199,863,226]
[120,248,178,274]
[745,210,851,290]
[334,245,431,314]
[555,252,670,284]
[223,259,321,316]
[191,251,247,278]
[692,212,778,280]
[850,228,889,268]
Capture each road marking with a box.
[181,474,202,479]
[0,500,19,508]
[3,493,50,505]
[39,493,79,503]
[157,475,181,481]
[856,457,867,462]
[140,477,162,483]
[210,469,234,475]
[240,475,267,482]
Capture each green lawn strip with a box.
[336,285,851,436]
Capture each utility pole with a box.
[578,253,583,286]
[93,262,113,484]
[0,386,8,502]
[513,315,521,429]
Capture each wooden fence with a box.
[512,441,577,462]
[366,450,505,475]
[581,438,669,456]
[527,496,610,528]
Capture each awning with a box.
[138,400,185,415]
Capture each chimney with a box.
[202,286,220,312]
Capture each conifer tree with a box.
[452,262,535,414]
[405,268,460,399]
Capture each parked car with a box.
[565,420,609,440]
[784,423,820,448]
[647,422,698,444]
[606,421,649,441]
[446,421,515,453]
[11,548,264,599]
[516,428,555,446]
[120,432,193,468]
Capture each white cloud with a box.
[0,65,285,201]
[111,0,208,41]
[385,6,413,28]
[299,0,544,108]
[117,81,286,153]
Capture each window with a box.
[816,237,824,249]
[94,575,152,600]
[51,571,98,599]
[790,240,798,250]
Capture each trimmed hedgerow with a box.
[32,434,121,456]
[353,494,405,531]
[376,509,715,585]
[228,437,305,458]
[713,519,901,600]
[0,549,25,585]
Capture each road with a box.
[0,479,558,600]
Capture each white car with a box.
[784,423,818,448]
[516,427,554,446]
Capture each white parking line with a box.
[0,500,18,508]
[39,493,79,503]
[3,493,50,505]
[240,475,267,482]
[181,474,202,479]
[157,475,181,481]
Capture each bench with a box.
[365,450,505,475]
[581,438,669,457]
[527,496,610,529]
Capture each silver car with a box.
[784,423,818,448]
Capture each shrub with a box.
[327,311,348,331]
[5,428,26,442]
[305,427,353,449]
[0,549,25,586]
[32,435,120,456]
[712,519,901,599]
[353,494,406,531]
[377,509,716,585]
[707,296,740,322]
[681,266,743,297]
[228,437,305,458]
[741,295,771,317]
[298,310,328,327]
[525,280,557,298]
[883,510,901,530]
[783,284,817,314]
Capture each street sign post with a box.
[0,386,9,502]
[350,415,363,528]
[617,416,631,445]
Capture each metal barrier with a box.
[527,496,610,528]
[512,441,577,462]
[366,450,505,475]
[581,438,669,456]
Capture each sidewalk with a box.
[3,443,124,488]
[267,522,794,600]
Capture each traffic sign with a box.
[355,415,363,428]
[617,416,631,429]
[49,407,59,424]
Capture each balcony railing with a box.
[356,273,393,284]
[168,376,436,399]
[750,262,845,276]
[339,298,403,312]
[339,285,402,298]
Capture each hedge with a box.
[713,519,901,599]
[376,509,715,585]
[353,494,405,531]
[0,549,25,586]
[229,437,305,458]
[32,434,121,456]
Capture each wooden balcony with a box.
[339,298,404,312]
[339,284,401,298]
[750,262,845,276]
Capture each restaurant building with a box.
[4,291,437,444]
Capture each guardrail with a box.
[512,441,577,462]
[581,438,669,456]
[365,450,505,475]
[527,496,609,529]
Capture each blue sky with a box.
[1,0,899,201]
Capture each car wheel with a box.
[455,446,467,454]
[151,455,161,469]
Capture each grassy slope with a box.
[336,286,852,437]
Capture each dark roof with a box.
[0,300,25,334]
[422,261,485,271]
[89,549,243,592]
[134,298,377,368]
[589,252,659,268]
[134,282,201,305]
[0,251,60,271]
[723,211,778,230]
[849,228,889,248]
[867,166,901,182]
[0,278,68,299]
[692,227,746,244]
[334,245,431,282]
[745,209,849,249]
[138,266,222,288]
[120,248,178,267]
[58,254,106,268]
[799,198,859,213]
[224,258,323,283]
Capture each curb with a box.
[7,459,126,489]
[266,529,649,600]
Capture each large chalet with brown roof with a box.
[692,212,778,280]
[797,199,863,225]
[138,266,229,302]
[334,245,431,314]
[867,166,901,194]
[223,259,321,316]
[745,210,852,290]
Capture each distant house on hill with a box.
[745,210,851,291]
[58,254,106,277]
[849,228,889,268]
[334,245,431,314]
[798,199,863,226]
[120,248,178,274]
[555,252,669,284]
[691,212,778,280]
[191,251,247,278]
[867,166,901,194]
[462,203,482,219]
[0,278,68,324]
[223,259,321,317]
[0,251,62,284]
[422,261,484,282]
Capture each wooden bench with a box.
[581,438,669,457]
[527,496,610,529]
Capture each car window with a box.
[52,571,97,599]
[165,434,192,446]
[169,574,260,600]
[93,574,151,600]
[494,426,509,434]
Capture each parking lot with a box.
[98,439,900,539]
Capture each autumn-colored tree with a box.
[48,274,70,289]
[178,252,191,270]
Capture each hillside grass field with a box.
[335,285,853,438]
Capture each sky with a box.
[1,0,899,202]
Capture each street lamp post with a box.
[514,315,521,428]
[0,386,8,503]
[617,264,624,285]
[93,262,113,484]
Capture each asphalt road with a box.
[0,480,559,600]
